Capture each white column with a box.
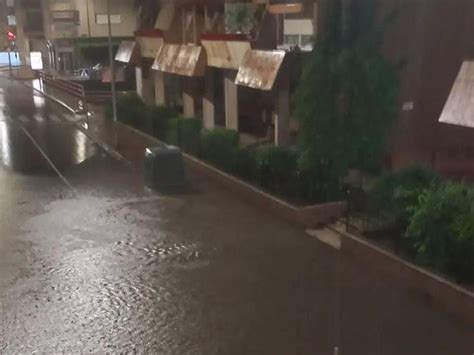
[136,66,144,98]
[182,78,196,118]
[224,71,238,130]
[136,66,155,105]
[203,69,215,129]
[274,88,290,146]
[154,71,166,106]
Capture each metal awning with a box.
[152,44,206,77]
[439,61,474,128]
[201,33,251,70]
[235,50,286,91]
[115,41,139,64]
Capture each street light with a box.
[106,0,117,121]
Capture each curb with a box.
[328,225,474,324]
[112,121,347,228]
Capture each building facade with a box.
[46,0,138,73]
[117,0,474,178]
[381,0,474,177]
[0,0,8,51]
[9,0,138,73]
[115,0,317,146]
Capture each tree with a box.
[294,0,399,183]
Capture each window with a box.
[300,35,313,47]
[282,19,314,51]
[96,14,121,25]
[284,35,299,46]
[282,34,313,50]
[24,10,44,32]
[7,15,16,26]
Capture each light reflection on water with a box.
[0,121,96,173]
[0,80,96,172]
[32,79,45,108]
[0,88,5,109]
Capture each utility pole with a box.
[7,47,12,76]
[106,0,117,121]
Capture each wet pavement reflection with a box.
[0,81,96,174]
[0,77,473,354]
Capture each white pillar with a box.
[154,71,166,106]
[224,71,238,130]
[182,78,196,118]
[203,69,215,129]
[136,66,144,98]
[136,66,154,105]
[274,88,290,146]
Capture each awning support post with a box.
[203,68,216,129]
[225,71,239,130]
[183,77,196,118]
[154,71,166,106]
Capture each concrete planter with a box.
[113,121,346,228]
[330,227,474,324]
[184,153,347,228]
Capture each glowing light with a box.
[0,122,11,168]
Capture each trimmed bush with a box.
[105,93,146,127]
[148,106,178,139]
[232,147,257,181]
[200,128,240,172]
[371,166,440,223]
[406,183,474,283]
[294,167,343,204]
[255,145,297,194]
[165,117,202,155]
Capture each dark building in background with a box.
[381,0,474,177]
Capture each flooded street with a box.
[0,76,472,354]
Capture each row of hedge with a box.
[106,95,473,284]
[370,166,474,283]
[105,94,342,204]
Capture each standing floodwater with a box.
[0,76,472,354]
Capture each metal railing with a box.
[345,187,392,235]
[39,70,85,99]
[38,70,120,105]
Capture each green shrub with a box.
[255,145,297,194]
[105,93,146,127]
[165,117,202,155]
[200,128,240,172]
[148,105,178,139]
[371,166,440,223]
[232,147,257,181]
[294,167,343,203]
[406,183,474,283]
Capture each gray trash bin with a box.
[144,146,186,191]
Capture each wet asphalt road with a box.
[0,76,473,354]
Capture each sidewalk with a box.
[22,78,164,165]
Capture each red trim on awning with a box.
[201,33,249,42]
